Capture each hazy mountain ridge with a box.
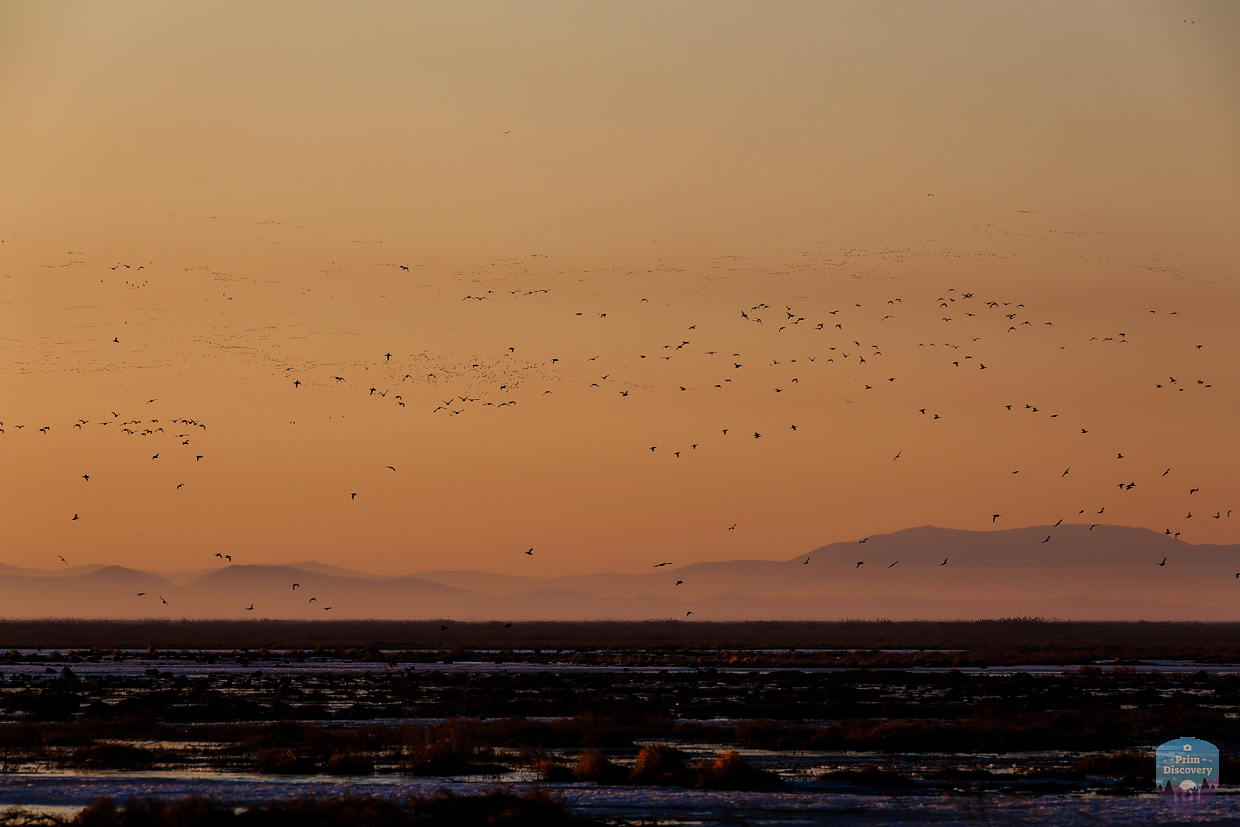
[1,525,1236,620]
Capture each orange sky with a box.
[1,1,1237,577]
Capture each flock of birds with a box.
[0,229,1233,618]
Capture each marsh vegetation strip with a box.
[2,625,1240,823]
[4,619,1240,661]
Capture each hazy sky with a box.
[1,1,1237,577]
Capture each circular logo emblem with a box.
[1156,737,1219,814]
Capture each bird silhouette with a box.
[1158,558,1167,567]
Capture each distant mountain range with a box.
[1,525,1237,620]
